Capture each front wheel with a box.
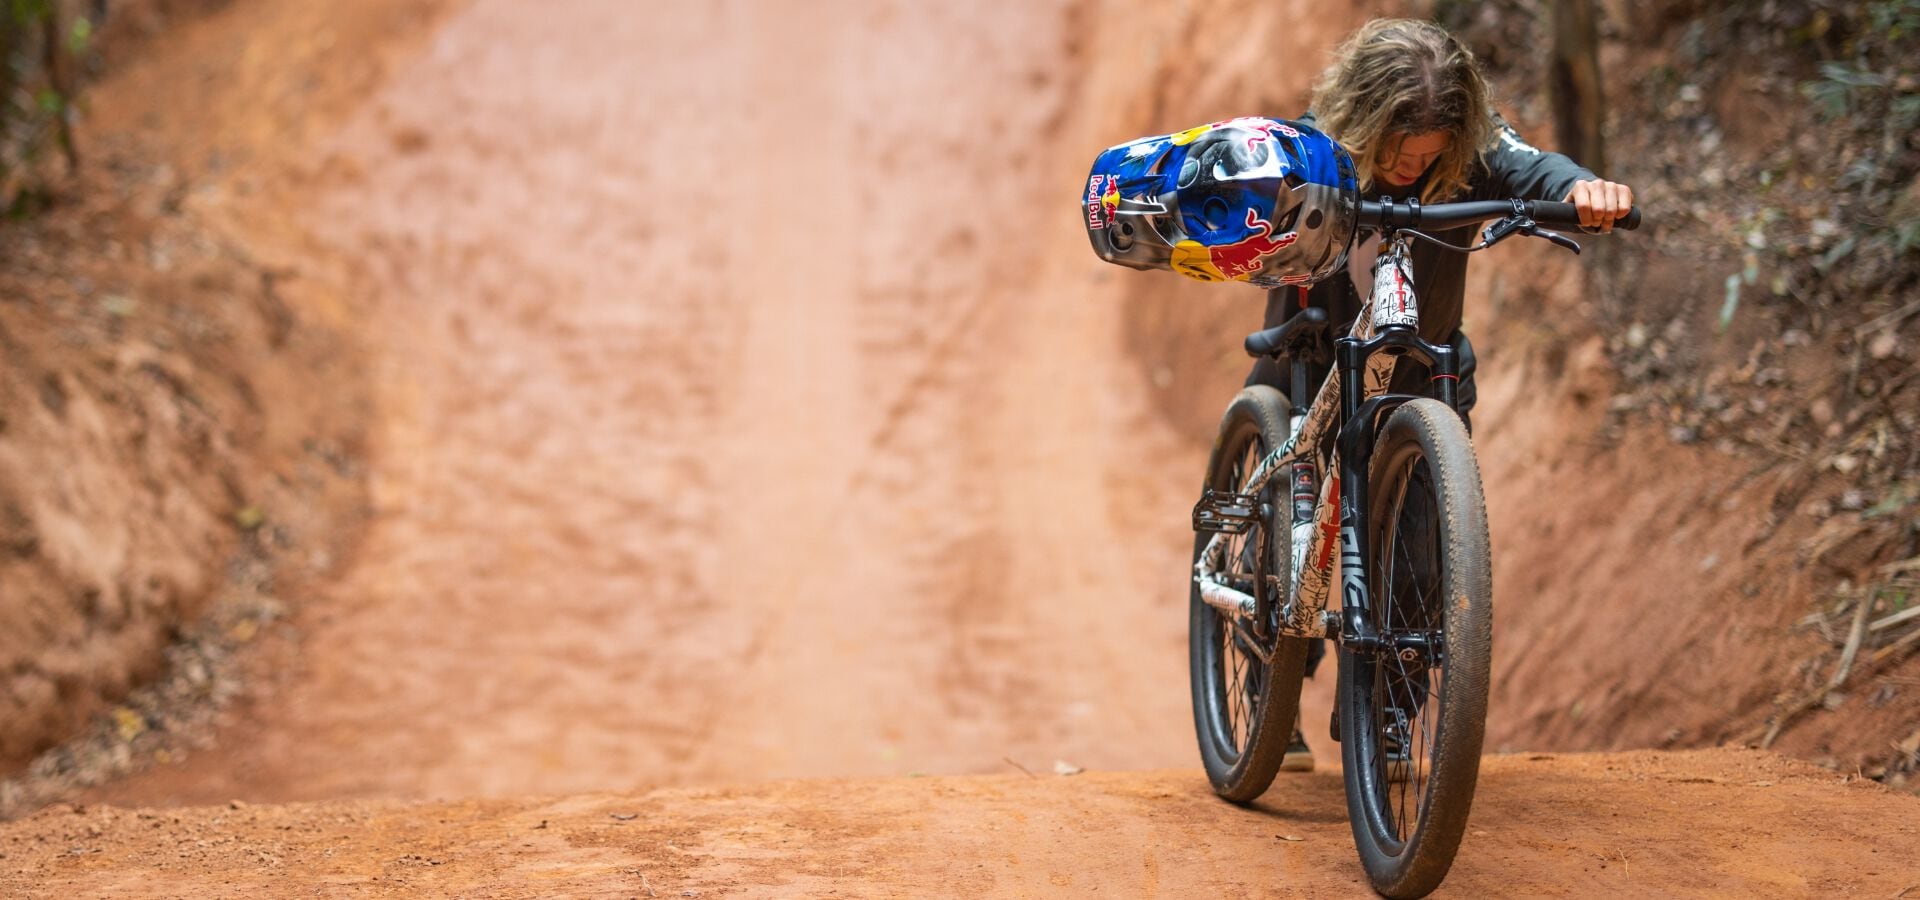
[1338,398,1493,898]
[1189,386,1310,803]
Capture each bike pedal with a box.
[1192,489,1262,534]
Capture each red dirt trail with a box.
[15,751,1920,896]
[88,0,1208,804]
[5,0,1917,895]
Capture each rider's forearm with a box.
[1475,115,1597,204]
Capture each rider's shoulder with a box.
[1483,113,1543,157]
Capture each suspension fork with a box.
[1331,335,1462,656]
[1335,330,1378,651]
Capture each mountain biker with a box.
[1251,18,1634,773]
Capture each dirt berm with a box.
[2,0,1917,895]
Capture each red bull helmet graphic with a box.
[1083,117,1357,287]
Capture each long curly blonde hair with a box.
[1310,19,1496,203]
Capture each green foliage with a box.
[1796,1,1920,121]
[1802,62,1891,118]
[1894,93,1920,136]
[1868,0,1920,38]
[1790,2,1920,263]
[1,0,89,211]
[9,1,55,21]
[65,15,87,55]
[1897,218,1920,255]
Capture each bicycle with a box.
[1189,197,1640,897]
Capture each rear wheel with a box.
[1189,386,1311,803]
[1337,398,1493,897]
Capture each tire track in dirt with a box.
[679,0,1201,783]
[285,4,761,798]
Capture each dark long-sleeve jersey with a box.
[1265,113,1598,345]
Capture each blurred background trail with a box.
[65,0,1243,804]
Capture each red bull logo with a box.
[1171,210,1299,282]
[1086,174,1119,230]
[1207,208,1299,281]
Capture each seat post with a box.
[1290,358,1310,418]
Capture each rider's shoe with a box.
[1281,716,1314,772]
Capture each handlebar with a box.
[1357,198,1641,234]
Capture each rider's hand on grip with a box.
[1530,200,1641,233]
[1562,178,1636,232]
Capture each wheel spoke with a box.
[1228,436,1268,754]
[1227,623,1244,745]
[1367,453,1451,842]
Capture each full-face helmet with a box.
[1083,117,1357,287]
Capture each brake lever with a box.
[1519,222,1582,255]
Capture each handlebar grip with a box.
[1530,200,1642,232]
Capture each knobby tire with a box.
[1189,386,1311,803]
[1337,398,1493,898]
